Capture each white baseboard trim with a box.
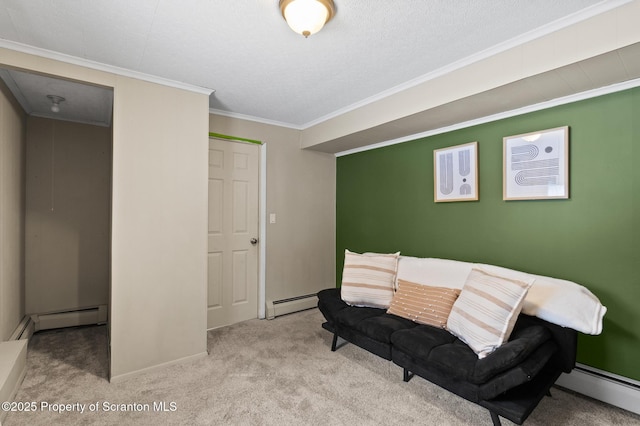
[109,351,208,384]
[556,363,640,415]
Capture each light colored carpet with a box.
[4,308,639,425]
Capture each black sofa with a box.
[317,287,577,426]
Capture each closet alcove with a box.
[0,67,113,379]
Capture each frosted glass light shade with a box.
[280,0,335,38]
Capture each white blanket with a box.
[396,256,606,335]
[475,263,607,335]
[522,274,607,335]
[396,257,473,289]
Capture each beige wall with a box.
[1,48,209,380]
[25,117,111,315]
[0,78,26,341]
[209,115,336,305]
[110,77,209,379]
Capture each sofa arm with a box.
[472,325,553,384]
[317,288,348,328]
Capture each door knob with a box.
[250,238,258,245]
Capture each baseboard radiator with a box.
[9,316,35,341]
[557,363,640,416]
[266,294,317,320]
[0,317,33,426]
[30,305,108,332]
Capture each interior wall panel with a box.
[0,78,26,341]
[25,117,111,315]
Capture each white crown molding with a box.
[303,0,633,130]
[0,39,214,96]
[209,108,304,130]
[335,77,640,157]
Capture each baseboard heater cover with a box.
[1,324,30,426]
[9,316,35,341]
[31,305,108,332]
[266,294,318,320]
[556,363,640,415]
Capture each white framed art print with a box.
[503,126,569,200]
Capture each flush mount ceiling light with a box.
[47,95,65,113]
[279,0,335,38]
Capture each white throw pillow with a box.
[340,249,400,309]
[447,268,533,358]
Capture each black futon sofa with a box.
[317,287,577,425]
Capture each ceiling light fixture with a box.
[47,95,65,113]
[279,0,335,38]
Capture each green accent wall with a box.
[336,87,640,381]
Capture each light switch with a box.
[269,213,276,224]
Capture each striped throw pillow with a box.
[446,268,533,358]
[340,250,400,309]
[387,280,460,328]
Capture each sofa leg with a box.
[490,411,502,426]
[403,368,414,382]
[331,332,339,351]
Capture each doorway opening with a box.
[0,66,113,380]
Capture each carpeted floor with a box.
[4,308,640,425]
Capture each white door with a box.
[207,138,259,329]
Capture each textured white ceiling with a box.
[0,0,618,127]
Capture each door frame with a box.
[258,142,266,319]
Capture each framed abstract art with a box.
[434,141,478,202]
[503,126,569,200]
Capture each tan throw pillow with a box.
[387,279,460,328]
[340,250,400,309]
[447,268,533,358]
